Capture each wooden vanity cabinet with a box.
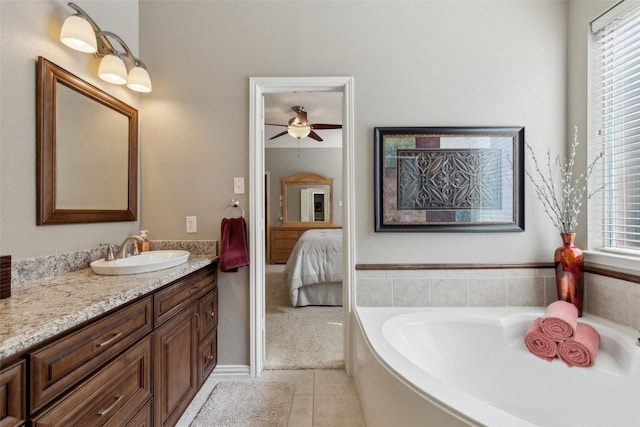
[0,359,26,427]
[153,264,217,427]
[22,261,218,427]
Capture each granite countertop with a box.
[0,255,217,360]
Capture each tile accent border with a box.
[356,265,556,308]
[355,263,640,331]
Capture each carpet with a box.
[265,264,344,369]
[190,380,294,427]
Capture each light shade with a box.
[60,15,97,53]
[287,126,311,139]
[127,67,152,93]
[98,55,127,85]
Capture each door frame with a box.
[249,77,355,377]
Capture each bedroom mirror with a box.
[282,172,333,225]
[36,56,138,225]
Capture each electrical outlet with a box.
[186,216,197,233]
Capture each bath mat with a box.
[190,380,294,427]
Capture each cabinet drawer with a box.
[31,336,152,427]
[197,329,217,387]
[273,230,299,239]
[198,289,218,342]
[124,399,152,427]
[273,238,297,250]
[154,265,216,327]
[272,250,292,264]
[0,359,26,427]
[30,297,153,412]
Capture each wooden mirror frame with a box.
[36,57,138,225]
[281,172,334,226]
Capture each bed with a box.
[284,228,343,307]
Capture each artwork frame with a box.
[374,126,525,232]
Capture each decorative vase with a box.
[554,233,584,316]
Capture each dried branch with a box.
[525,126,604,234]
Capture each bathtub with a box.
[353,306,640,427]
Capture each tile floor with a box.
[177,369,365,426]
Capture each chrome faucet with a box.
[115,235,144,259]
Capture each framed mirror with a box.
[281,172,333,225]
[36,56,138,224]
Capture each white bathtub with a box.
[353,306,640,427]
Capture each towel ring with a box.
[222,199,244,218]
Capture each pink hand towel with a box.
[540,301,578,341]
[558,322,600,368]
[523,317,558,362]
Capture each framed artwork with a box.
[374,126,524,232]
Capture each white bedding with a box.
[284,228,343,307]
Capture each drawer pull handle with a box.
[208,310,215,318]
[97,332,122,347]
[207,355,215,361]
[189,286,199,293]
[97,394,123,416]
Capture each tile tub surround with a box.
[10,240,217,286]
[356,266,640,331]
[0,255,216,360]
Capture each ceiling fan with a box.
[266,106,342,141]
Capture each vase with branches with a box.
[525,126,604,316]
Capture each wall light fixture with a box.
[60,2,152,93]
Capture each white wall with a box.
[0,0,140,258]
[140,0,570,365]
[1,0,619,367]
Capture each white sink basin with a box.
[90,250,190,275]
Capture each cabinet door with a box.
[0,359,25,427]
[153,304,198,427]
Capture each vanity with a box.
[270,172,341,264]
[0,256,218,427]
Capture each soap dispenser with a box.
[138,230,150,252]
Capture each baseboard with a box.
[211,364,251,379]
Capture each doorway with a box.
[248,77,355,377]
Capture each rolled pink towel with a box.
[540,301,578,341]
[523,317,558,362]
[558,322,600,368]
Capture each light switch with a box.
[234,177,245,194]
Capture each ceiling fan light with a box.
[287,126,311,139]
[98,54,127,85]
[60,15,97,53]
[127,66,152,93]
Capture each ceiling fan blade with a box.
[265,123,287,127]
[269,130,289,140]
[311,124,342,130]
[307,131,324,142]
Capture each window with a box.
[590,1,640,256]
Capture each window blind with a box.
[591,2,640,253]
